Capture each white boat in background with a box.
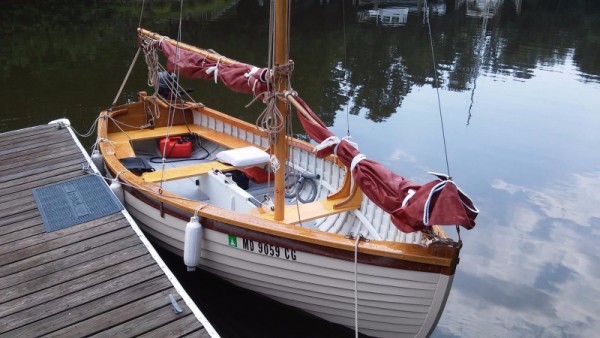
[97,1,478,337]
[358,7,409,27]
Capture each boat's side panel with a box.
[123,190,453,338]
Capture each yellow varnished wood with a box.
[107,125,194,143]
[251,193,362,225]
[333,184,363,209]
[112,142,136,159]
[141,161,234,182]
[107,124,257,151]
[327,167,351,200]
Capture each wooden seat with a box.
[107,124,257,152]
[250,189,362,225]
[141,161,234,182]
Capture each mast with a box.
[273,0,289,221]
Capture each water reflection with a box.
[1,0,599,127]
[358,7,409,27]
[436,172,600,337]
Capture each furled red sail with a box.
[160,42,269,95]
[158,42,478,233]
[293,96,478,233]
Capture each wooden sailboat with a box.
[97,2,478,337]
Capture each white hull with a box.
[124,190,452,337]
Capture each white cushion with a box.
[216,146,270,167]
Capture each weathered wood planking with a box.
[0,124,210,337]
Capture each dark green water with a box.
[2,1,599,337]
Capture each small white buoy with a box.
[91,149,106,176]
[184,215,203,271]
[109,179,124,204]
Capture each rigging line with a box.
[342,0,351,137]
[353,230,363,338]
[138,0,146,28]
[423,0,451,177]
[160,0,185,188]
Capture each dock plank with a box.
[0,151,82,177]
[0,124,210,337]
[2,242,146,301]
[0,258,161,322]
[4,277,173,337]
[68,293,187,337]
[0,222,131,277]
[0,210,42,228]
[0,213,126,257]
[0,156,84,185]
[0,170,83,201]
[138,313,210,338]
[0,223,44,246]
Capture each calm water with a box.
[2,1,599,337]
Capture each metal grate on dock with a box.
[0,121,217,337]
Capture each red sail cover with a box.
[292,97,477,233]
[160,42,269,95]
[159,44,478,233]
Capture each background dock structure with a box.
[0,122,218,337]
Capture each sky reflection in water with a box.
[428,64,600,337]
[325,30,600,336]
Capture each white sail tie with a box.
[348,153,366,199]
[350,153,366,173]
[402,189,416,207]
[335,136,358,157]
[245,67,261,94]
[313,135,359,159]
[313,136,340,153]
[206,57,222,84]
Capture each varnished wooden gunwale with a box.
[99,101,461,273]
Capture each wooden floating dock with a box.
[0,122,218,337]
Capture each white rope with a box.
[206,57,222,84]
[335,136,358,157]
[70,115,102,139]
[143,41,160,90]
[350,153,366,173]
[401,189,416,207]
[194,204,205,217]
[313,136,340,153]
[269,155,280,173]
[256,93,285,141]
[353,231,363,338]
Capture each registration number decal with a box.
[228,235,297,261]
